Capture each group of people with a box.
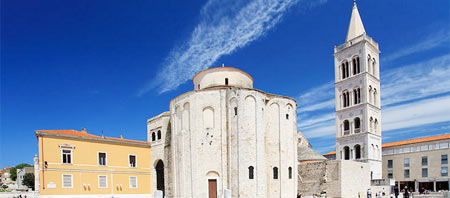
[392,186,412,198]
[367,188,386,198]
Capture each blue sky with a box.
[1,0,449,167]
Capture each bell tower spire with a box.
[346,1,366,42]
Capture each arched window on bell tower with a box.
[352,56,360,75]
[354,117,361,133]
[353,87,361,104]
[342,60,349,79]
[343,120,350,135]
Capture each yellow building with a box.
[35,129,151,198]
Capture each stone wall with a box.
[299,160,388,198]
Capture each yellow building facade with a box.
[36,129,151,198]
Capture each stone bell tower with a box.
[333,2,382,179]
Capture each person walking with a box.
[394,187,399,198]
[367,188,372,198]
[404,186,410,198]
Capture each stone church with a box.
[147,67,298,198]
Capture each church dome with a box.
[192,66,254,90]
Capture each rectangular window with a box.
[62,174,73,188]
[387,170,393,179]
[387,160,393,169]
[442,167,448,176]
[129,155,136,168]
[442,154,448,164]
[404,169,410,178]
[98,175,107,188]
[404,158,410,168]
[129,176,138,188]
[62,149,72,164]
[420,145,428,151]
[422,168,428,177]
[98,152,106,166]
[440,142,449,149]
[422,156,428,166]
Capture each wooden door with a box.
[208,179,217,198]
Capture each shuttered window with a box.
[98,175,107,188]
[129,176,137,188]
[62,174,73,188]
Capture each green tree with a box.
[22,173,35,190]
[10,163,32,181]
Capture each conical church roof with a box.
[346,2,366,42]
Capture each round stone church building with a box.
[148,66,298,198]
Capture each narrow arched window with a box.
[372,58,377,76]
[355,144,361,159]
[369,86,373,104]
[374,119,378,133]
[344,146,350,160]
[157,130,161,140]
[248,166,254,179]
[354,117,361,133]
[373,89,377,105]
[152,132,156,141]
[343,90,350,107]
[273,167,278,179]
[354,88,361,104]
[345,61,349,78]
[353,56,360,75]
[225,78,229,85]
[370,117,374,132]
[286,114,289,120]
[342,60,349,79]
[234,107,238,116]
[367,55,372,74]
[288,167,292,179]
[343,120,350,135]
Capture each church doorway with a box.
[155,160,165,195]
[208,179,217,198]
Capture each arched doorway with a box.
[155,160,165,195]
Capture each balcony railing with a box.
[344,130,350,135]
[354,128,361,133]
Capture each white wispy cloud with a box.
[298,82,334,107]
[382,29,450,63]
[138,0,329,95]
[382,95,450,131]
[382,54,450,106]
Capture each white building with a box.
[334,1,383,180]
[148,66,298,198]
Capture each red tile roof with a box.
[323,151,336,156]
[382,134,450,148]
[323,134,450,156]
[35,130,149,144]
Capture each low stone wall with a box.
[0,192,38,198]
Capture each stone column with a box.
[33,154,40,193]
[433,180,437,192]
[414,180,418,192]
